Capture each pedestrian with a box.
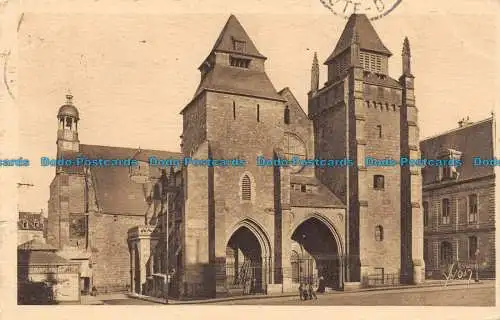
[298,283,304,300]
[302,283,309,300]
[317,276,325,293]
[308,282,317,300]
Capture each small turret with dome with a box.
[57,93,80,153]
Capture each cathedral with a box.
[47,14,424,299]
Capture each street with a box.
[98,282,495,306]
[216,283,495,306]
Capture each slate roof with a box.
[58,144,181,216]
[18,240,72,265]
[325,14,392,64]
[18,239,58,251]
[420,117,495,186]
[209,14,266,59]
[193,65,285,102]
[83,145,180,216]
[364,73,401,89]
[290,175,345,208]
[19,251,72,265]
[79,144,181,162]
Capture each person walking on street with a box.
[298,283,304,300]
[308,282,317,300]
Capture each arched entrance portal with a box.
[226,226,268,295]
[291,216,343,291]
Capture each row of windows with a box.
[20,219,44,229]
[424,236,479,264]
[291,183,314,193]
[423,194,478,226]
[230,57,250,68]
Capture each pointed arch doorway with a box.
[291,215,344,291]
[225,221,271,296]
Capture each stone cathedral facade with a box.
[47,14,424,298]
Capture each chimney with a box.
[458,116,473,128]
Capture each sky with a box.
[16,0,499,213]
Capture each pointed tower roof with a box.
[209,14,266,59]
[325,14,391,64]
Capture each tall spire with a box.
[185,14,285,110]
[311,52,319,93]
[325,14,391,65]
[402,37,412,76]
[207,14,266,60]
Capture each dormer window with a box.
[232,39,247,52]
[438,149,461,181]
[230,57,250,68]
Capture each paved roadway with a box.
[216,283,495,306]
[100,282,495,306]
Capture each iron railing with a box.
[362,272,400,287]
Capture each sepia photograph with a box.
[1,0,498,317]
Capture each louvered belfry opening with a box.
[242,175,251,201]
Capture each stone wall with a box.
[360,94,402,274]
[88,212,143,292]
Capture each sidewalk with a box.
[80,293,128,305]
[125,279,493,305]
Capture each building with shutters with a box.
[18,211,47,245]
[420,116,496,279]
[46,13,425,298]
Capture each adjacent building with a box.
[18,211,47,245]
[46,94,180,293]
[18,239,81,304]
[420,117,496,279]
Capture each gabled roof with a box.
[80,144,181,161]
[290,175,345,208]
[57,144,181,216]
[18,239,58,251]
[18,240,73,266]
[193,65,285,102]
[210,14,266,59]
[325,14,392,64]
[81,144,181,216]
[278,87,308,118]
[420,117,495,186]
